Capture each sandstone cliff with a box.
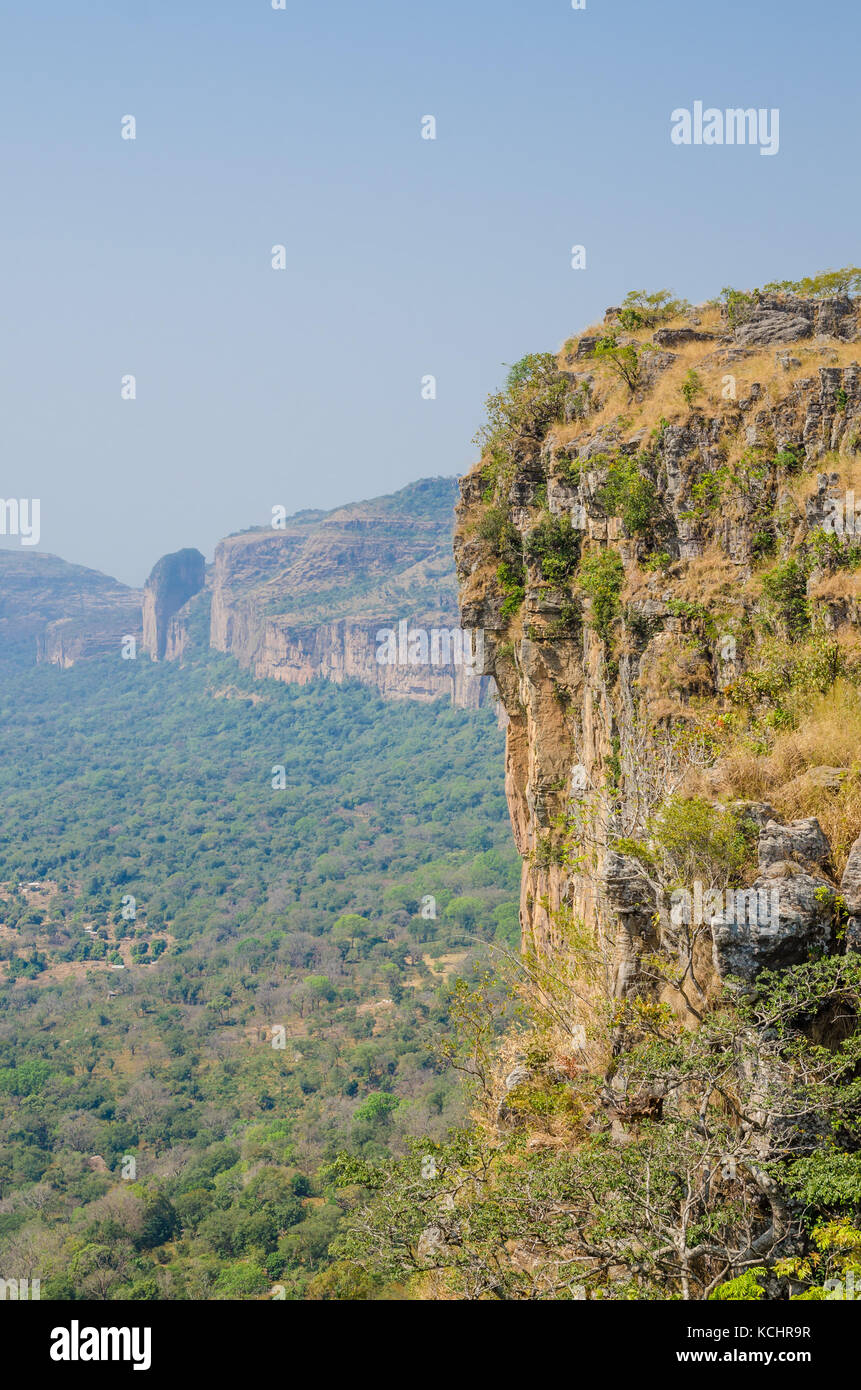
[210,476,494,708]
[455,285,861,1026]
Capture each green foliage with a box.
[617,289,691,330]
[578,549,625,641]
[137,1194,181,1251]
[330,956,861,1300]
[553,452,582,486]
[591,335,640,392]
[666,599,718,640]
[475,353,568,467]
[710,1268,767,1301]
[497,558,526,619]
[720,286,757,328]
[476,504,516,553]
[597,456,659,537]
[651,797,758,889]
[680,369,703,407]
[726,637,846,740]
[684,464,729,517]
[773,446,804,475]
[762,267,861,299]
[786,1150,861,1213]
[807,526,861,574]
[524,514,580,585]
[761,557,810,637]
[479,505,526,618]
[0,651,519,1298]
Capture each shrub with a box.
[652,797,758,889]
[591,335,640,392]
[475,353,568,462]
[617,289,692,329]
[497,559,526,619]
[681,369,703,406]
[524,514,580,585]
[762,267,861,299]
[578,549,625,641]
[597,455,659,537]
[761,557,810,637]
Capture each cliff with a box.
[141,548,206,661]
[210,476,494,708]
[455,284,861,1022]
[0,551,141,668]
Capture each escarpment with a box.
[210,477,495,708]
[455,286,861,1024]
[3,478,494,709]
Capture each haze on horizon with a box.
[1,0,856,585]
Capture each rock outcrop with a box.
[5,479,492,711]
[141,548,206,662]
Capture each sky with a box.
[1,0,858,586]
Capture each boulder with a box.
[757,817,831,873]
[652,327,717,348]
[712,867,834,983]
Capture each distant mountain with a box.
[0,550,140,669]
[0,478,494,707]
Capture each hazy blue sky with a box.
[1,0,857,585]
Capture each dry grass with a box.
[714,680,861,874]
[810,569,861,601]
[555,305,861,458]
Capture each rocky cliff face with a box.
[455,289,861,1024]
[0,551,141,668]
[210,477,494,708]
[141,548,206,662]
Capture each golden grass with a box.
[810,569,861,601]
[713,680,861,874]
[555,304,861,457]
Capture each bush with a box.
[681,369,703,406]
[578,550,625,641]
[475,353,568,462]
[591,335,639,392]
[652,796,758,889]
[597,456,659,537]
[524,514,580,584]
[761,557,810,637]
[617,289,691,329]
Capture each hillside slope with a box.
[0,550,141,669]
